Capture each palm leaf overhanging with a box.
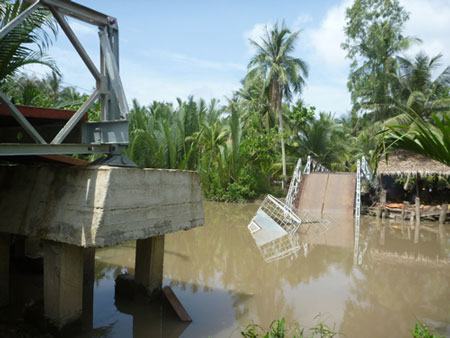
[378,109,450,166]
[0,0,58,84]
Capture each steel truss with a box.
[0,0,129,156]
[353,156,374,264]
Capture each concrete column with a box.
[0,234,10,307]
[43,241,83,328]
[135,235,164,297]
[12,235,26,258]
[414,197,421,244]
[82,247,95,330]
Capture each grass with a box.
[241,318,337,338]
[241,319,443,338]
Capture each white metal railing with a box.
[304,155,330,174]
[249,194,302,235]
[286,156,330,209]
[354,159,362,264]
[360,156,372,181]
[286,158,302,208]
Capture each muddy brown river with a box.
[81,202,449,337]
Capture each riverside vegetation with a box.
[240,319,442,338]
[1,0,449,202]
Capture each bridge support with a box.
[43,241,84,328]
[135,236,165,297]
[0,163,203,328]
[0,234,10,307]
[115,235,165,300]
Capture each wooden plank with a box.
[162,286,192,322]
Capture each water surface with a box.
[89,202,450,337]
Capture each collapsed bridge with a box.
[248,156,371,261]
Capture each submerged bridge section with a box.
[294,172,356,220]
[294,172,356,248]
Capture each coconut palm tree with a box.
[246,22,308,190]
[395,52,450,116]
[0,0,58,84]
[297,113,346,169]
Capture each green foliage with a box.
[342,0,449,167]
[3,72,101,120]
[0,0,58,84]
[241,318,337,338]
[396,53,450,116]
[4,11,448,202]
[412,322,442,338]
[342,0,412,120]
[378,110,450,166]
[246,21,309,187]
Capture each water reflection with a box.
[90,202,449,338]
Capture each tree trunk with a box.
[271,80,286,191]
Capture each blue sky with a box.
[31,0,450,116]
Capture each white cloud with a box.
[307,0,351,68]
[401,0,450,63]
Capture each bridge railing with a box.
[354,155,374,264]
[286,155,330,209]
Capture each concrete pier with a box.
[0,234,10,307]
[0,164,204,328]
[43,241,84,328]
[135,236,165,297]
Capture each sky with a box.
[30,0,450,116]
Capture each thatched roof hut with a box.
[377,150,450,177]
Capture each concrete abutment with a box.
[0,164,204,329]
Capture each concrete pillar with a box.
[414,197,421,244]
[135,235,164,297]
[43,241,83,328]
[82,247,95,330]
[0,234,10,307]
[12,235,26,258]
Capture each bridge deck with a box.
[294,172,356,247]
[295,172,356,218]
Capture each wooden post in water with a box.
[414,197,421,244]
[439,203,448,242]
[135,235,165,297]
[376,188,387,219]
